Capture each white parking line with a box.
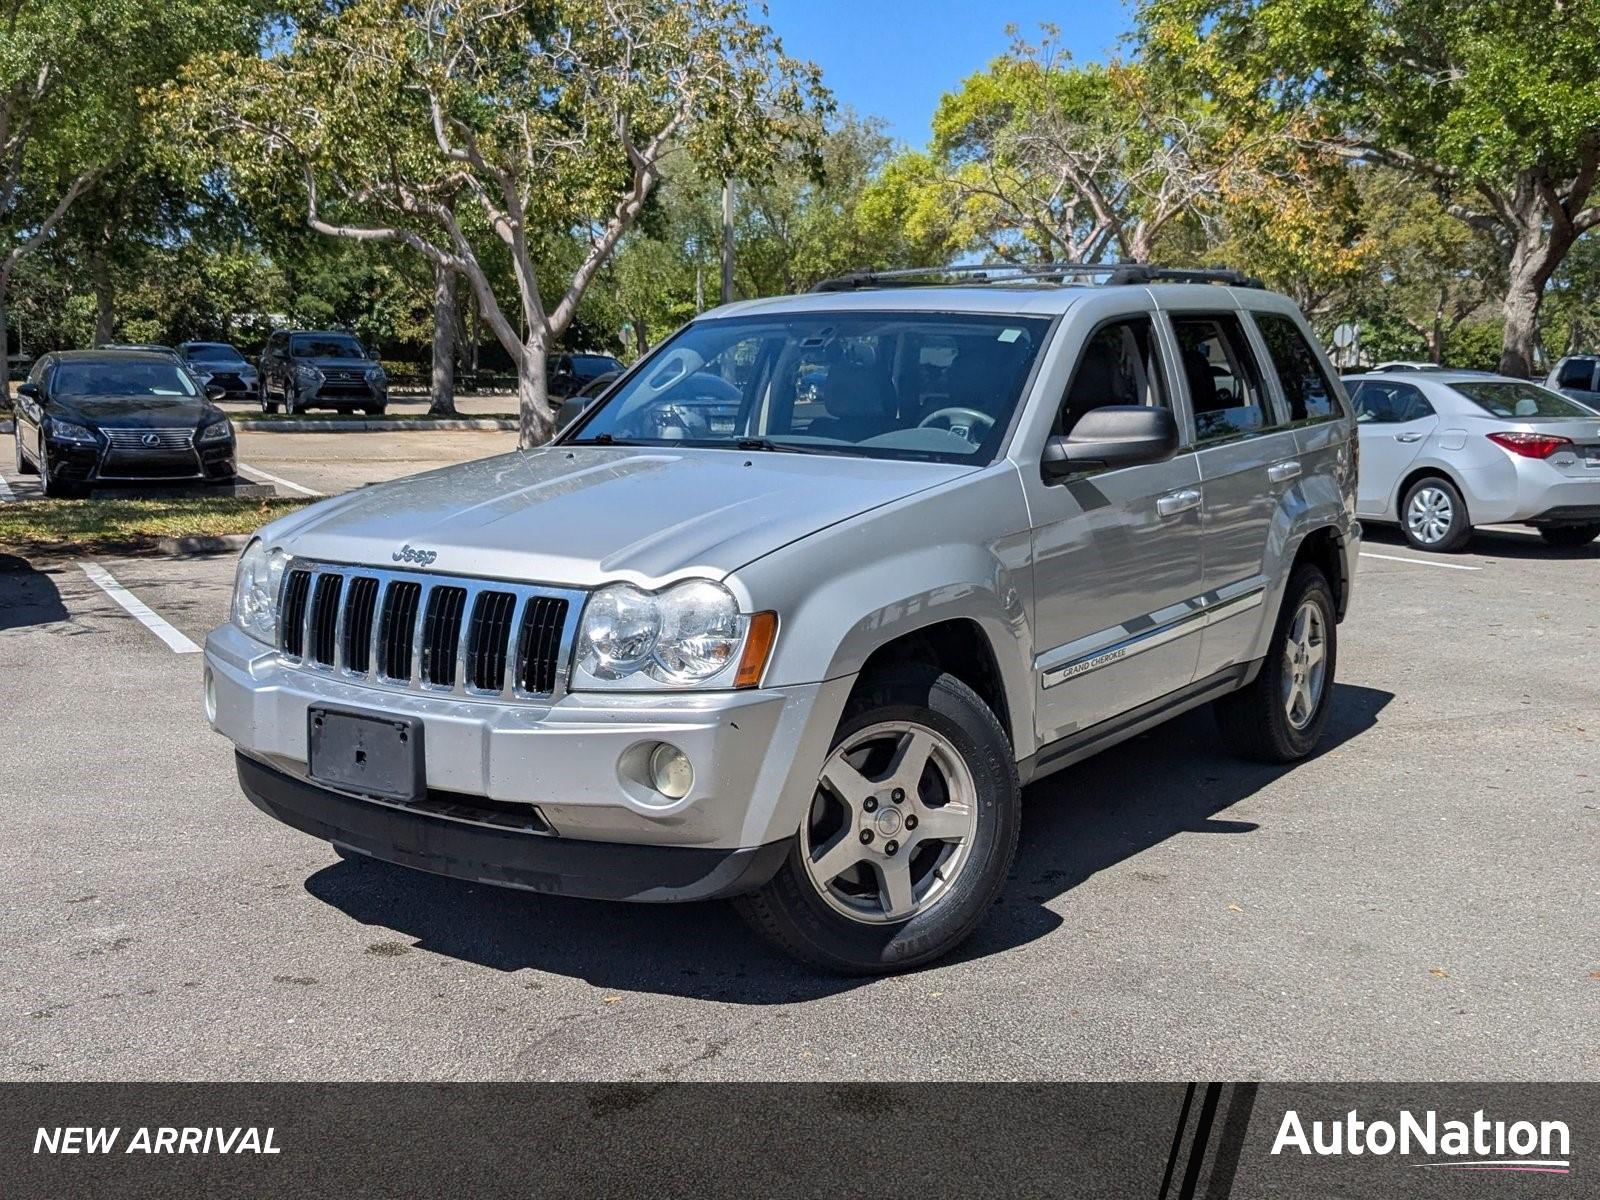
[78,562,202,654]
[0,472,13,501]
[237,463,322,497]
[1360,551,1481,572]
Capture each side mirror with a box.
[16,381,38,398]
[1042,405,1179,480]
[205,383,227,401]
[555,396,590,432]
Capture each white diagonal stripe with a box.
[79,561,202,654]
[1360,551,1480,572]
[237,463,322,496]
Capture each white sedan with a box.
[1345,371,1600,551]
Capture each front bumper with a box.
[291,377,387,410]
[236,752,791,901]
[205,622,850,860]
[46,433,234,484]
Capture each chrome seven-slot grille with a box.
[102,428,194,450]
[276,561,581,700]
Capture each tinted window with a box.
[569,311,1050,464]
[52,360,199,399]
[291,334,366,358]
[1256,313,1340,421]
[185,343,247,364]
[1170,313,1272,441]
[1056,317,1167,436]
[1352,381,1434,424]
[1452,381,1595,420]
[572,354,622,376]
[1556,359,1598,390]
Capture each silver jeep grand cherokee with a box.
[205,264,1359,973]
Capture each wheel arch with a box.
[1395,462,1467,525]
[855,618,1015,749]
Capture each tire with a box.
[365,405,385,417]
[1213,564,1338,764]
[1400,475,1472,552]
[40,443,85,499]
[734,665,1020,974]
[260,383,278,415]
[15,426,37,474]
[1538,523,1600,548]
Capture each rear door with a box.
[1024,301,1205,745]
[1349,380,1437,517]
[1166,305,1297,680]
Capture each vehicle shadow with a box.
[304,683,1393,1002]
[0,553,69,632]
[1361,521,1600,561]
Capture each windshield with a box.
[1452,381,1596,420]
[52,360,199,399]
[291,335,366,358]
[565,311,1051,463]
[185,343,246,364]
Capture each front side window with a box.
[1556,359,1598,390]
[1055,317,1168,436]
[1255,312,1341,422]
[566,311,1051,464]
[1352,381,1434,424]
[1452,381,1595,420]
[1169,313,1273,442]
[51,361,199,399]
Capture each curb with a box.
[153,533,253,556]
[235,417,516,433]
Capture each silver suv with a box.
[206,264,1360,973]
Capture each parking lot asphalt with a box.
[1,438,1597,1081]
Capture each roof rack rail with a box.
[809,262,1265,292]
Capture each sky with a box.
[761,0,1133,146]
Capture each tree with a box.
[169,0,828,447]
[1137,0,1600,376]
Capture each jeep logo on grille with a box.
[392,544,438,566]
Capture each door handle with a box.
[1268,460,1302,483]
[1156,488,1201,517]
[1395,432,1424,443]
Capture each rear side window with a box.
[1352,381,1434,424]
[1055,317,1168,436]
[1452,381,1595,420]
[1556,359,1598,390]
[1169,313,1273,442]
[1255,312,1341,422]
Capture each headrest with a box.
[822,364,885,419]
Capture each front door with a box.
[1349,380,1438,517]
[1028,313,1204,746]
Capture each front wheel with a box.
[15,426,36,474]
[1538,523,1600,548]
[1401,476,1472,552]
[735,666,1020,974]
[1213,564,1338,763]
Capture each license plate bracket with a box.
[307,707,424,801]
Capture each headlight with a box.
[575,579,763,688]
[232,538,288,645]
[48,419,97,444]
[365,366,386,384]
[198,420,233,443]
[294,364,323,383]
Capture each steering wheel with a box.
[918,406,996,444]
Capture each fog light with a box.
[203,668,217,725]
[648,743,693,800]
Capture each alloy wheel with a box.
[1281,599,1327,730]
[800,720,978,924]
[1406,486,1454,545]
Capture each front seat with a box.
[807,363,892,443]
[1058,337,1125,435]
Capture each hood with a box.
[58,396,218,428]
[264,446,974,587]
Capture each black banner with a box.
[2,1083,1594,1198]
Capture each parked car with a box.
[96,343,207,387]
[180,342,259,401]
[205,264,1359,973]
[13,350,235,497]
[547,352,624,401]
[1547,354,1600,411]
[1347,371,1600,550]
[258,330,387,415]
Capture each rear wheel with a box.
[1213,564,1337,763]
[1401,476,1472,552]
[1538,523,1600,548]
[735,666,1019,974]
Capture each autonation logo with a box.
[1272,1108,1572,1174]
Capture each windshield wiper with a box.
[569,433,646,446]
[733,437,826,455]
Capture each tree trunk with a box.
[0,281,10,412]
[1497,176,1580,378]
[631,316,648,358]
[517,338,554,450]
[429,263,457,417]
[90,243,114,344]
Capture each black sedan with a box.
[12,350,235,497]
